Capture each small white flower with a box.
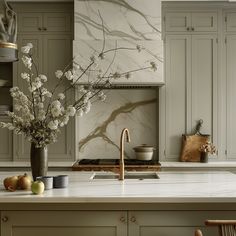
[22,55,32,69]
[77,109,83,117]
[27,43,33,49]
[51,106,62,117]
[48,120,59,130]
[58,93,65,100]
[62,115,69,125]
[46,92,52,98]
[55,70,63,79]
[21,45,31,54]
[39,74,47,82]
[66,106,76,117]
[21,72,30,81]
[38,111,46,121]
[52,100,61,108]
[150,61,157,71]
[64,70,73,81]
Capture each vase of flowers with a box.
[30,143,48,180]
[0,41,157,179]
[199,141,217,163]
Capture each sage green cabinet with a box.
[13,4,75,162]
[161,33,218,161]
[2,210,236,236]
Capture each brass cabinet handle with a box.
[187,27,190,31]
[2,216,8,222]
[191,27,195,31]
[120,216,126,223]
[38,27,42,31]
[130,216,136,223]
[43,27,47,31]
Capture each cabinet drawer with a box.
[18,13,43,32]
[226,12,236,32]
[192,12,218,32]
[165,12,191,32]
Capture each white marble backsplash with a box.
[77,89,158,159]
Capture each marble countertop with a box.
[0,171,236,203]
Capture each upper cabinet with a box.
[225,12,236,32]
[164,12,218,32]
[18,12,72,33]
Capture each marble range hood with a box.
[73,0,164,86]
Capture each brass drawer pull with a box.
[120,216,126,223]
[130,216,136,222]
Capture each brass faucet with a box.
[119,128,131,180]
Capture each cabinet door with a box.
[192,12,218,32]
[226,35,236,159]
[191,35,218,139]
[18,13,43,33]
[165,13,191,32]
[42,34,75,161]
[161,35,191,161]
[43,13,72,32]
[1,211,127,236]
[0,117,12,161]
[128,211,236,236]
[226,12,236,32]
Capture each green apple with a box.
[31,180,45,194]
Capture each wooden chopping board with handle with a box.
[180,120,210,162]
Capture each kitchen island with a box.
[0,171,236,236]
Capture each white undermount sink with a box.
[91,172,160,180]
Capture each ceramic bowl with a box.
[36,176,53,190]
[53,175,68,188]
[133,144,155,161]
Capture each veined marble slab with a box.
[73,39,163,85]
[74,0,161,41]
[73,0,163,85]
[77,89,157,160]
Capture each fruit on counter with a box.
[18,173,32,190]
[3,176,19,191]
[31,181,45,195]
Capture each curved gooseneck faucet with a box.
[119,128,131,180]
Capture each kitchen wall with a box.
[74,0,162,160]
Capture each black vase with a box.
[30,143,48,180]
[200,152,208,163]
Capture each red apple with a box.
[3,176,19,191]
[18,173,32,190]
[31,181,45,195]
